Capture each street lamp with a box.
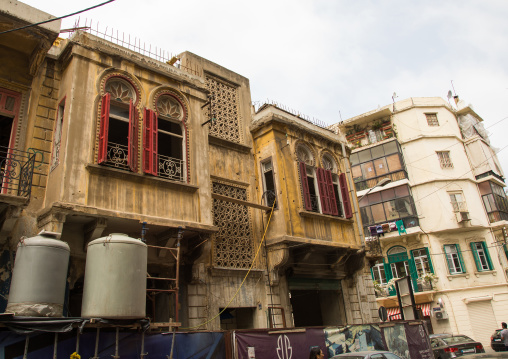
[358,178,392,204]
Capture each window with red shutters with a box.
[99,78,138,172]
[325,169,339,216]
[143,108,158,176]
[339,172,353,218]
[317,167,331,214]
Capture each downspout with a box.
[343,143,365,246]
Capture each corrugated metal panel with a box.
[467,300,496,346]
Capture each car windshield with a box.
[441,335,474,345]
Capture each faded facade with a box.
[335,97,508,347]
[0,0,377,330]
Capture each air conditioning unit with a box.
[432,307,449,320]
[455,211,470,223]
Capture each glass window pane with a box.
[352,165,363,180]
[371,145,384,159]
[360,207,373,224]
[350,152,359,165]
[361,161,376,179]
[478,181,492,195]
[394,185,409,198]
[374,157,388,175]
[358,149,372,163]
[383,141,398,155]
[395,198,414,217]
[384,200,400,221]
[386,153,402,172]
[368,191,382,205]
[371,203,386,222]
[381,188,396,201]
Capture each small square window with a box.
[437,151,453,168]
[426,113,439,126]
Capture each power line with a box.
[0,0,116,36]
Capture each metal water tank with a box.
[81,233,147,319]
[6,231,70,317]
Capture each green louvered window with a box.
[444,244,466,274]
[470,241,493,271]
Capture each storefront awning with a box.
[386,303,431,320]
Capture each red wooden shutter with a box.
[325,170,339,216]
[151,111,158,176]
[98,93,110,164]
[128,99,138,172]
[339,172,353,218]
[317,168,330,214]
[299,162,312,211]
[142,108,151,173]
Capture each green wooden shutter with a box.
[482,241,494,270]
[504,244,508,261]
[470,242,481,271]
[456,244,466,273]
[409,250,419,292]
[425,247,434,273]
[383,259,392,281]
[444,245,453,274]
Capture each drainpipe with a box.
[343,143,365,246]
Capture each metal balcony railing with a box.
[0,146,36,198]
[104,141,130,170]
[158,154,185,182]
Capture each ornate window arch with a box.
[97,75,140,172]
[143,90,189,182]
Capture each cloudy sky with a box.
[23,0,508,172]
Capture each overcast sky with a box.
[23,0,508,174]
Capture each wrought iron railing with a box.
[0,146,36,198]
[104,142,129,170]
[158,154,185,182]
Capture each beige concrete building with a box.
[335,97,508,348]
[0,0,377,330]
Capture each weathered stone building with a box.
[0,0,377,330]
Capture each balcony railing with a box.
[158,154,185,182]
[0,146,36,198]
[104,142,129,170]
[354,170,407,192]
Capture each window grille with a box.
[437,151,453,168]
[426,113,439,126]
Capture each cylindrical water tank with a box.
[6,231,70,317]
[81,233,147,319]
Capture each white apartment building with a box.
[335,97,508,349]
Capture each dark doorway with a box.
[0,114,13,148]
[220,307,255,330]
[290,290,322,327]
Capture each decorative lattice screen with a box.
[205,75,241,143]
[212,182,253,268]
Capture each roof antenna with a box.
[392,92,398,111]
[450,80,459,105]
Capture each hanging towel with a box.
[376,225,384,235]
[369,226,378,237]
[395,219,406,235]
[381,223,390,233]
[389,222,397,231]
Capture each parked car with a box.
[457,354,508,358]
[331,352,402,359]
[490,329,506,352]
[430,334,485,358]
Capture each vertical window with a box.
[437,151,453,168]
[0,87,21,150]
[98,77,138,172]
[50,98,65,172]
[371,260,386,284]
[261,159,277,208]
[412,248,433,277]
[449,192,467,212]
[444,244,466,274]
[143,94,187,182]
[470,242,493,271]
[425,113,439,126]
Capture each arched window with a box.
[98,77,138,172]
[143,93,187,182]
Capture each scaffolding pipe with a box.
[140,332,147,359]
[92,328,100,359]
[112,327,120,359]
[23,335,29,359]
[53,333,58,359]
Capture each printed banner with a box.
[235,328,326,359]
[324,325,384,357]
[404,323,434,359]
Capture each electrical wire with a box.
[0,0,116,36]
[180,198,277,330]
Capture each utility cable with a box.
[181,197,277,330]
[0,0,116,35]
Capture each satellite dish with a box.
[447,90,453,99]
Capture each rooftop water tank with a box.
[81,233,147,319]
[6,231,70,317]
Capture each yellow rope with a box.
[182,198,277,330]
